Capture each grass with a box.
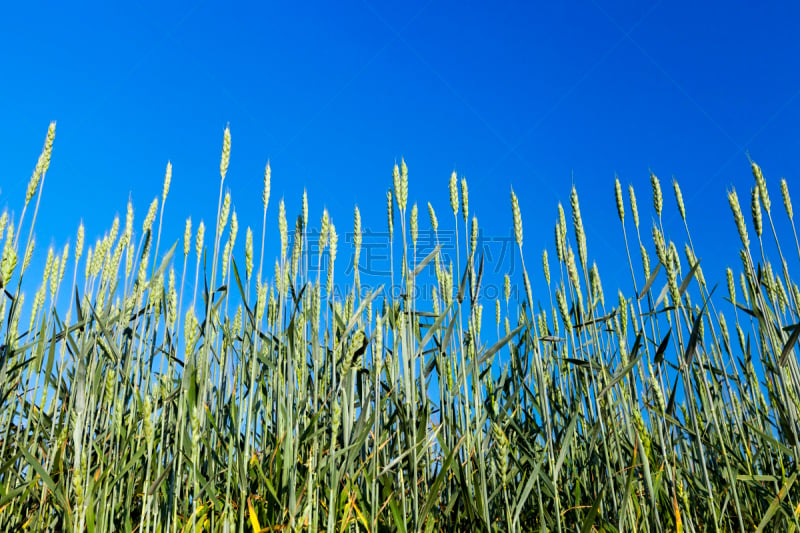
[1,123,800,531]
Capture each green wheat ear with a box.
[542,250,550,286]
[427,202,438,234]
[245,227,253,279]
[263,161,271,211]
[511,189,522,248]
[449,170,458,217]
[650,172,662,218]
[220,125,231,182]
[410,204,417,249]
[143,197,158,234]
[461,177,469,223]
[751,186,763,239]
[628,184,640,229]
[400,158,409,212]
[751,161,771,214]
[673,178,685,222]
[386,190,394,238]
[75,222,85,261]
[196,220,205,259]
[615,176,624,222]
[728,188,750,249]
[218,192,231,236]
[319,209,329,251]
[570,185,586,268]
[162,161,172,203]
[184,218,192,258]
[278,199,287,262]
[781,178,792,220]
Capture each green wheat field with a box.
[2,123,800,532]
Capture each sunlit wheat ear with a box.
[650,172,663,218]
[221,240,231,280]
[542,250,550,286]
[278,199,287,262]
[726,267,736,306]
[556,286,571,332]
[673,178,686,222]
[230,210,239,248]
[751,187,763,239]
[2,222,18,284]
[684,244,705,288]
[639,244,650,279]
[557,203,566,249]
[218,192,231,236]
[168,267,177,328]
[125,242,134,280]
[245,227,253,279]
[669,241,681,278]
[143,198,158,234]
[302,189,308,230]
[793,283,800,310]
[751,161,771,214]
[570,185,587,268]
[470,216,478,259]
[392,162,401,209]
[590,262,604,307]
[184,307,199,356]
[383,191,393,240]
[652,224,667,266]
[74,222,85,263]
[327,223,337,296]
[21,236,34,275]
[183,218,192,258]
[400,158,409,211]
[460,177,469,223]
[617,290,628,338]
[449,170,458,217]
[319,209,329,251]
[628,184,640,230]
[781,178,793,220]
[58,242,68,286]
[0,211,7,241]
[196,221,205,259]
[728,189,750,249]
[410,204,418,250]
[220,125,231,182]
[614,176,624,222]
[262,161,272,212]
[49,254,59,301]
[738,269,750,307]
[291,215,302,278]
[124,199,134,243]
[25,122,56,206]
[554,224,564,262]
[426,202,438,236]
[162,161,172,203]
[666,245,680,306]
[718,310,730,344]
[510,188,522,248]
[353,205,362,272]
[504,273,510,304]
[566,246,580,296]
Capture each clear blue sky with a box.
[2,1,800,313]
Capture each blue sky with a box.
[2,1,800,317]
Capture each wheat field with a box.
[1,123,800,531]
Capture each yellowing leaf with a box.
[248,496,261,533]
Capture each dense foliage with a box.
[2,124,800,531]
